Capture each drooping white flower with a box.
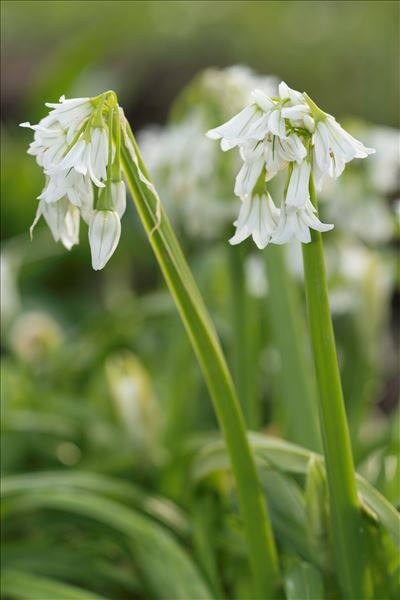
[21,119,68,170]
[206,80,376,248]
[264,133,307,180]
[21,92,128,269]
[285,160,311,208]
[31,198,80,250]
[230,193,280,249]
[89,209,121,270]
[313,116,375,178]
[234,141,265,197]
[46,96,92,134]
[206,104,264,151]
[247,83,310,141]
[272,199,333,245]
[303,91,376,188]
[50,127,108,187]
[37,170,93,207]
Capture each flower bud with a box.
[111,180,126,218]
[303,114,315,132]
[89,209,121,270]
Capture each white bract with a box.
[20,92,127,269]
[207,81,375,248]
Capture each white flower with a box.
[234,141,264,197]
[46,96,92,134]
[312,115,375,185]
[230,193,280,249]
[272,199,333,244]
[248,83,310,140]
[50,127,108,187]
[37,170,93,206]
[89,209,121,270]
[206,104,264,150]
[285,160,311,208]
[21,92,128,269]
[264,134,307,180]
[21,119,68,170]
[31,198,80,250]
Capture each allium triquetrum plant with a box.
[20,90,280,599]
[207,81,376,599]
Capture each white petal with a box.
[60,204,80,250]
[268,110,287,139]
[278,81,304,104]
[251,89,275,112]
[206,104,260,148]
[234,157,264,198]
[285,160,311,208]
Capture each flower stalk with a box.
[301,175,372,599]
[119,117,280,599]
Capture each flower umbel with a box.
[207,81,375,248]
[20,92,126,269]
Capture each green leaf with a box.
[304,456,332,571]
[119,109,280,598]
[1,569,107,600]
[191,433,400,546]
[284,561,325,600]
[2,471,188,535]
[3,488,213,600]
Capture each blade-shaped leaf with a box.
[3,488,213,600]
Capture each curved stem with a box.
[119,118,280,599]
[301,175,372,599]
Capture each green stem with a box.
[119,118,280,599]
[228,244,260,430]
[264,245,321,452]
[301,175,372,599]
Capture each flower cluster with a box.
[207,82,375,248]
[20,92,126,270]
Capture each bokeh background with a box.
[1,2,399,599]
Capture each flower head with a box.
[20,92,127,269]
[207,81,375,248]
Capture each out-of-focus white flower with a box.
[245,253,268,298]
[230,193,280,249]
[21,92,127,270]
[89,209,121,270]
[9,311,63,366]
[272,199,333,244]
[365,127,400,195]
[1,252,20,324]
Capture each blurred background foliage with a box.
[1,2,399,599]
